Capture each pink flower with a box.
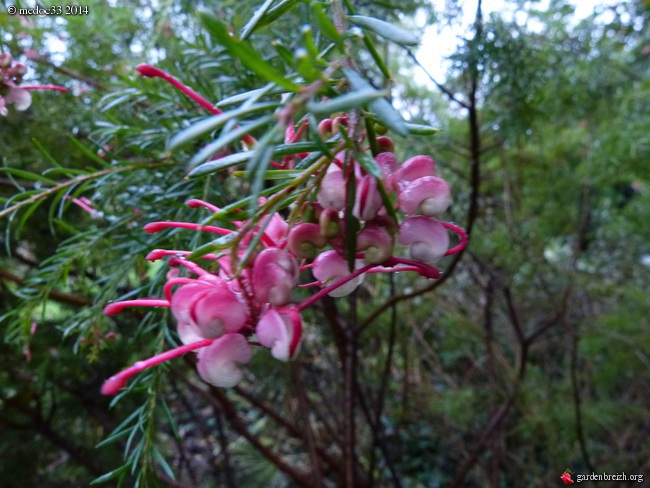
[196,334,253,388]
[171,278,248,344]
[256,307,302,361]
[392,155,436,189]
[253,248,299,306]
[399,216,449,264]
[357,225,394,264]
[398,176,452,216]
[374,152,399,191]
[317,170,346,211]
[288,223,326,259]
[353,175,383,221]
[312,250,365,297]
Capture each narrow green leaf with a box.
[253,0,304,30]
[152,448,175,480]
[232,169,302,179]
[201,13,300,91]
[313,3,341,41]
[355,151,382,178]
[187,234,237,260]
[307,88,388,115]
[168,103,278,150]
[343,69,408,136]
[91,466,129,485]
[188,152,253,177]
[240,0,277,40]
[405,123,442,135]
[0,168,57,185]
[216,86,276,107]
[67,136,112,168]
[348,15,420,46]
[188,114,275,169]
[32,139,62,168]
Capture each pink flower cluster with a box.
[102,145,466,394]
[0,51,66,116]
[101,66,467,395]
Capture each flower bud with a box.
[0,52,12,68]
[357,225,394,264]
[375,136,395,153]
[398,216,449,264]
[318,118,333,139]
[288,223,327,259]
[319,208,340,239]
[317,170,346,211]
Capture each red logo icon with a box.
[561,469,575,484]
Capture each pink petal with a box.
[196,334,253,388]
[393,155,436,189]
[257,308,302,361]
[317,170,346,211]
[374,152,399,191]
[5,87,32,111]
[353,176,383,221]
[312,250,365,297]
[253,248,299,306]
[399,216,449,264]
[398,176,452,216]
[288,223,326,259]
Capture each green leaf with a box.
[253,0,304,30]
[405,123,442,135]
[344,68,408,136]
[313,2,342,41]
[0,168,58,185]
[240,0,277,40]
[307,88,388,115]
[232,169,302,179]
[188,114,275,168]
[216,86,276,108]
[91,465,129,485]
[187,234,237,260]
[168,102,278,150]
[201,13,300,91]
[348,15,420,46]
[355,151,382,178]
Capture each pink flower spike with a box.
[196,334,253,388]
[393,155,436,189]
[104,299,170,316]
[101,338,215,395]
[398,176,452,216]
[399,216,449,264]
[257,307,302,361]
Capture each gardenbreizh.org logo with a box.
[561,468,575,484]
[561,467,645,484]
